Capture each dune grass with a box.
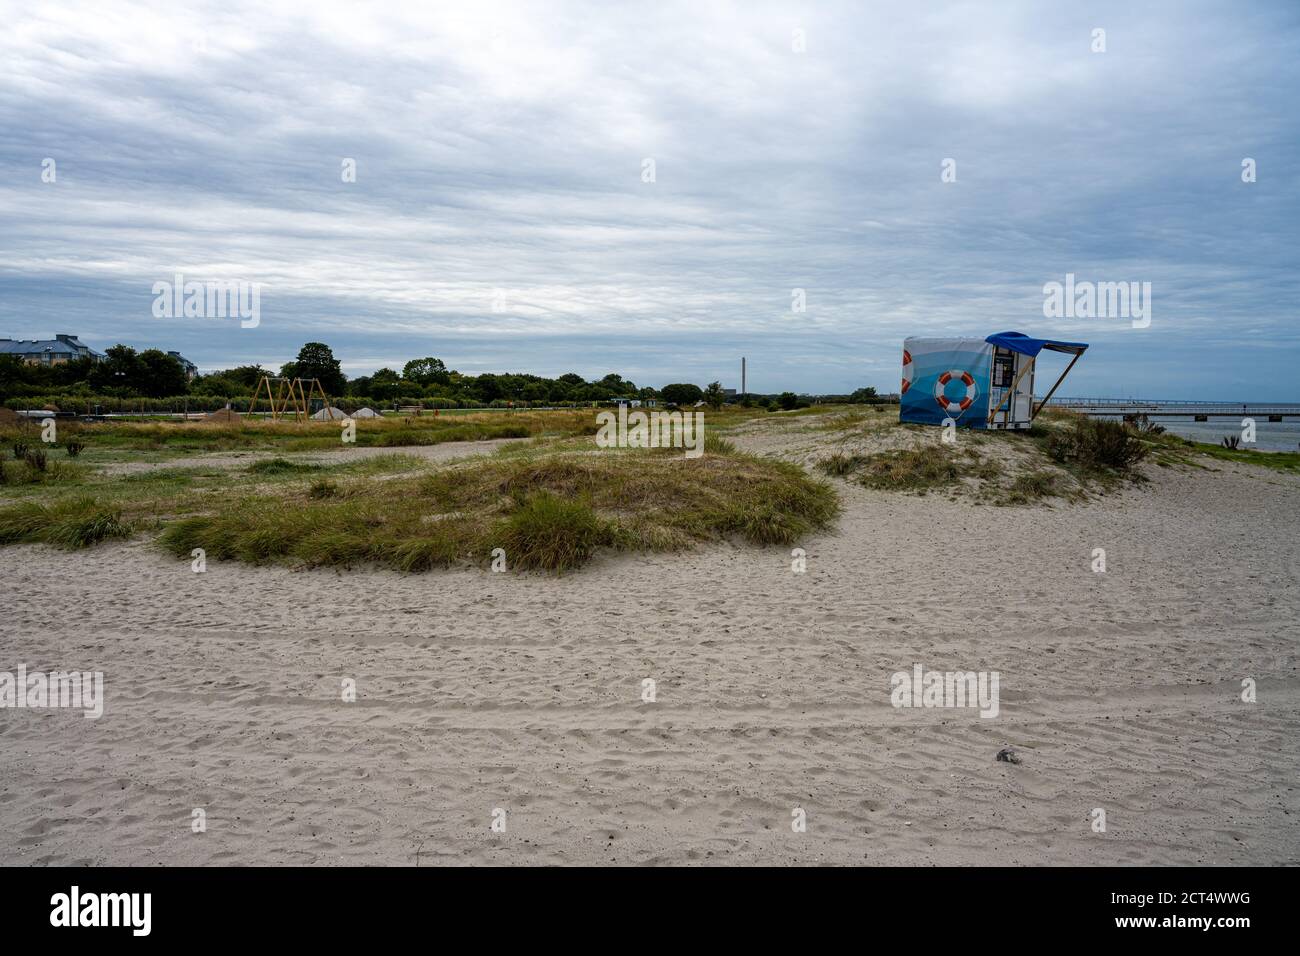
[156,444,839,573]
[0,497,131,548]
[1002,470,1067,504]
[817,438,1071,504]
[0,457,88,485]
[854,448,966,492]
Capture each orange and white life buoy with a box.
[901,349,913,395]
[934,369,977,415]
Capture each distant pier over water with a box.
[1049,398,1300,421]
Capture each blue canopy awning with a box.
[985,331,1088,357]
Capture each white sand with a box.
[1,425,1298,865]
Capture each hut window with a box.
[993,352,1015,388]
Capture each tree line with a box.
[1,341,881,409]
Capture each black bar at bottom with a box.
[0,866,1278,941]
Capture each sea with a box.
[1091,415,1300,452]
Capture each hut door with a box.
[990,348,1016,427]
[1011,352,1034,425]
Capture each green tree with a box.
[368,367,402,402]
[403,357,449,387]
[599,373,637,396]
[472,374,503,403]
[224,365,269,390]
[137,349,189,397]
[704,381,726,409]
[88,345,145,394]
[778,391,799,411]
[191,373,241,397]
[284,342,346,396]
[660,383,703,406]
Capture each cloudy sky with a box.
[1,0,1297,398]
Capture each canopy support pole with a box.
[1030,352,1082,422]
[987,356,1035,425]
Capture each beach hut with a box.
[900,331,1088,430]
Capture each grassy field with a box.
[0,405,835,572]
[0,408,600,466]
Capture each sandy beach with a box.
[2,418,1297,866]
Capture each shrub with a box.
[65,440,86,457]
[24,448,47,472]
[1124,413,1165,436]
[1047,419,1148,471]
[13,442,28,459]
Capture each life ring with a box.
[901,349,913,395]
[934,369,977,415]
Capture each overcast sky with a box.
[1,1,1297,398]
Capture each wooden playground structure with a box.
[247,376,332,423]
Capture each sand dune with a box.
[1,427,1298,865]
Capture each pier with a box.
[1047,398,1300,421]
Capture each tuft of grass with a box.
[307,478,339,498]
[0,497,131,548]
[494,493,613,572]
[1001,470,1065,505]
[703,432,737,456]
[816,452,871,477]
[856,448,963,492]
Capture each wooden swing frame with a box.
[247,376,332,423]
